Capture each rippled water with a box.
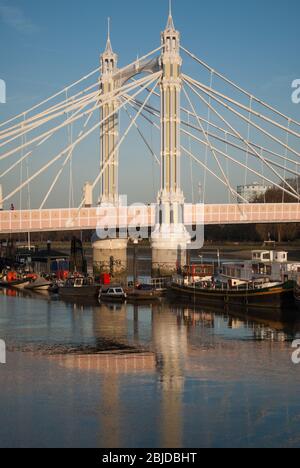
[1,288,300,448]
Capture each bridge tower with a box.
[151,8,190,277]
[92,21,127,280]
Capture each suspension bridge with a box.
[1,3,300,275]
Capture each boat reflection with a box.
[2,290,300,448]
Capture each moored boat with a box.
[99,285,127,302]
[294,274,300,304]
[170,278,294,309]
[58,276,100,298]
[126,284,163,302]
[25,276,53,291]
[0,271,31,290]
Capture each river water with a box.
[1,286,300,448]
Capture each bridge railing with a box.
[0,204,300,234]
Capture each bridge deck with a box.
[0,204,299,234]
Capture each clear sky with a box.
[0,0,300,208]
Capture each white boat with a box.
[221,250,300,284]
[99,286,127,302]
[25,276,52,291]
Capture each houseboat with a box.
[59,276,100,298]
[221,250,300,285]
[170,251,297,309]
[170,278,294,309]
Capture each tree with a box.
[252,178,300,242]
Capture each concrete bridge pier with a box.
[92,237,128,282]
[151,231,189,278]
[151,191,190,277]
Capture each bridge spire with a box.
[100,18,119,205]
[166,0,175,30]
[104,17,113,54]
[151,1,190,277]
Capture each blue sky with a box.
[0,0,300,208]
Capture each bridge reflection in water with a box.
[1,292,300,448]
[45,298,300,448]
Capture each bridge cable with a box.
[0,85,99,142]
[1,73,161,205]
[181,127,300,202]
[76,75,161,212]
[244,96,253,187]
[184,74,300,165]
[225,132,230,203]
[0,73,155,162]
[188,112,195,204]
[182,84,243,203]
[282,120,290,203]
[180,45,300,131]
[123,103,160,165]
[181,126,300,179]
[181,144,248,200]
[0,95,97,181]
[0,67,102,131]
[132,96,300,179]
[66,89,75,208]
[40,97,101,209]
[203,71,213,202]
[183,76,300,199]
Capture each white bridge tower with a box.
[92,21,127,279]
[152,7,190,276]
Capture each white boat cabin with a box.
[222,250,300,283]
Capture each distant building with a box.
[237,182,272,203]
